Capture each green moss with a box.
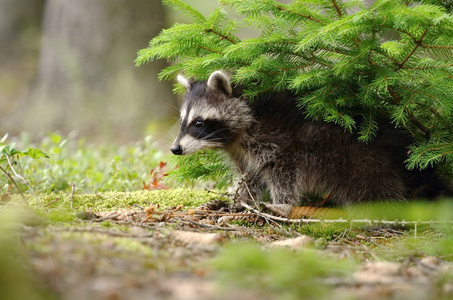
[45,207,77,222]
[12,188,227,213]
[288,222,352,241]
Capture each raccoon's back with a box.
[240,92,442,203]
[249,92,306,133]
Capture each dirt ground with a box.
[2,202,453,300]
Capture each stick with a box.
[70,184,75,209]
[0,165,27,202]
[5,153,43,207]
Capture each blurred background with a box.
[0,0,221,145]
[0,0,375,146]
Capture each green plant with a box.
[1,133,170,195]
[0,134,49,204]
[166,150,233,188]
[136,0,453,183]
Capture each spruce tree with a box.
[136,0,453,185]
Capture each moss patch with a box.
[12,188,227,213]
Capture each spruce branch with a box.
[421,44,453,50]
[399,84,439,102]
[309,56,334,69]
[388,85,431,137]
[402,63,453,70]
[198,45,223,54]
[398,85,450,129]
[380,25,418,41]
[373,48,402,66]
[205,28,238,44]
[274,2,325,24]
[408,143,453,170]
[138,0,453,174]
[330,0,343,17]
[406,110,431,139]
[442,69,453,80]
[396,27,430,70]
[386,85,401,105]
[163,0,206,23]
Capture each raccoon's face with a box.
[170,71,236,155]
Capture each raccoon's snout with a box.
[170,145,183,155]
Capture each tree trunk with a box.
[0,0,44,124]
[0,0,44,52]
[16,0,175,141]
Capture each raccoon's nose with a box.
[170,145,183,155]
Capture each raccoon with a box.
[171,70,447,206]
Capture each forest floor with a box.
[1,190,453,300]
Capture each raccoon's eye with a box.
[194,120,204,128]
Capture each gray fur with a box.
[171,71,447,205]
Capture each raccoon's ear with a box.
[207,70,232,96]
[177,74,192,92]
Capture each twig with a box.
[333,234,357,246]
[396,27,430,71]
[205,28,238,44]
[387,86,431,138]
[43,198,60,207]
[243,179,260,209]
[362,244,381,261]
[0,165,27,202]
[4,153,43,207]
[186,219,243,232]
[133,204,145,210]
[331,0,343,17]
[241,181,294,235]
[240,201,317,223]
[406,110,431,139]
[70,184,75,210]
